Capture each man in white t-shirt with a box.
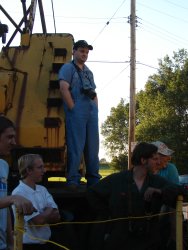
[12,154,61,250]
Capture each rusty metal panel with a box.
[0,33,73,149]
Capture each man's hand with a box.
[93,96,98,106]
[144,187,161,201]
[12,195,36,215]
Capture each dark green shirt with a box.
[87,170,183,250]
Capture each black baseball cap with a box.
[73,40,93,50]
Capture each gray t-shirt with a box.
[0,159,9,249]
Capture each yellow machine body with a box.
[0,33,73,174]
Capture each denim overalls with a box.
[59,62,101,186]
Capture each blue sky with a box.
[1,0,188,159]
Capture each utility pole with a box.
[128,0,136,169]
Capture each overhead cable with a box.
[51,0,56,33]
[92,0,127,44]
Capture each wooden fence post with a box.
[14,209,24,250]
[176,195,183,250]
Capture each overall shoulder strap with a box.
[67,61,79,90]
[71,60,83,85]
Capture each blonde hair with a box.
[18,154,42,179]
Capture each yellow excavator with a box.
[0,0,75,191]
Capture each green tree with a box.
[101,49,188,173]
[99,158,108,164]
[101,98,129,170]
[110,154,128,171]
[136,49,188,173]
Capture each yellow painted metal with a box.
[0,70,15,113]
[0,33,74,173]
[176,195,183,250]
[0,85,5,112]
[0,33,73,148]
[21,33,30,46]
[14,209,24,250]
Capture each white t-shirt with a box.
[12,181,58,244]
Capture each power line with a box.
[92,0,128,44]
[88,60,130,63]
[51,0,56,33]
[33,14,128,25]
[136,62,158,70]
[140,18,188,45]
[162,0,188,10]
[137,2,188,25]
[88,60,158,71]
[98,64,130,91]
[53,16,128,20]
[139,25,188,49]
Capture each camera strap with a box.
[71,60,94,90]
[71,60,84,88]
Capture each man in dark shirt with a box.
[87,142,185,250]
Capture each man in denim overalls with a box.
[59,40,101,188]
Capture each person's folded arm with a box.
[30,207,61,225]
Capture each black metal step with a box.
[47,98,62,107]
[52,63,64,73]
[44,117,62,128]
[54,48,67,58]
[49,80,60,90]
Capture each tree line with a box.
[101,49,188,174]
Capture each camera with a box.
[82,88,96,100]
